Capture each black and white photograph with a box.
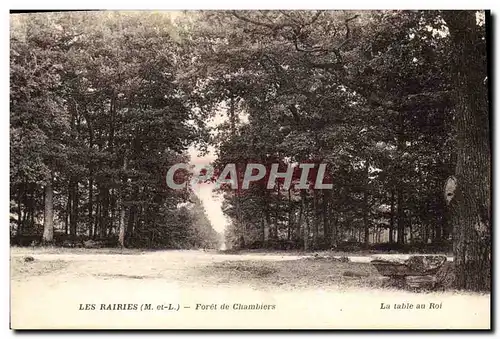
[9,9,491,329]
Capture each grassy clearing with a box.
[10,256,69,280]
[197,257,384,291]
[196,257,460,293]
[9,248,458,293]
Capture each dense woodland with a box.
[10,12,221,249]
[10,11,490,291]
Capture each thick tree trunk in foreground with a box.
[42,175,54,243]
[444,11,491,291]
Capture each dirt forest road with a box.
[10,249,490,329]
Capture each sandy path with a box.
[11,250,306,263]
[10,250,487,329]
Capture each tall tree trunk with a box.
[363,161,370,245]
[69,179,78,237]
[65,188,70,235]
[301,191,309,251]
[126,135,141,244]
[127,206,136,239]
[110,188,117,236]
[441,198,450,242]
[396,103,406,245]
[389,189,395,243]
[118,206,126,246]
[88,177,93,237]
[287,188,293,241]
[118,156,127,248]
[94,193,100,239]
[296,193,303,243]
[84,110,94,237]
[69,98,79,239]
[423,222,428,244]
[442,206,450,242]
[434,217,442,242]
[28,185,35,229]
[443,11,491,291]
[397,190,405,245]
[408,214,413,244]
[274,181,280,240]
[312,189,318,249]
[42,174,54,243]
[322,190,329,243]
[100,186,109,238]
[16,184,23,238]
[22,180,28,229]
[127,187,139,243]
[262,190,270,243]
[263,205,270,243]
[105,93,117,239]
[330,212,338,248]
[228,97,244,241]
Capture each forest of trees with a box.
[10,12,220,249]
[179,10,490,290]
[10,10,490,291]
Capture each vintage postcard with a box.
[9,9,491,330]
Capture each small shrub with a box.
[23,256,35,262]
